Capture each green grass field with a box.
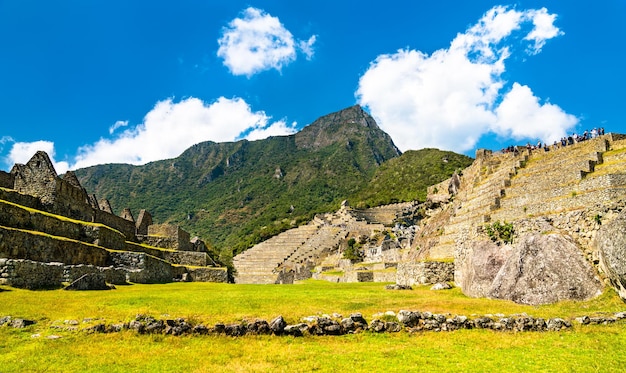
[1,280,625,372]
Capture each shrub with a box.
[343,238,363,263]
[485,221,515,244]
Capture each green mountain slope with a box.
[350,149,474,208]
[76,105,401,261]
[76,105,473,264]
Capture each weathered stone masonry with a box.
[0,151,227,288]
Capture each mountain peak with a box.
[295,105,397,153]
[311,105,378,129]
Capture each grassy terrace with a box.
[1,280,625,372]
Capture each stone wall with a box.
[109,251,173,283]
[93,209,137,242]
[0,199,126,251]
[0,188,43,211]
[0,171,14,189]
[146,224,192,251]
[50,177,93,221]
[0,259,127,289]
[396,261,454,286]
[0,226,110,266]
[62,264,127,285]
[164,251,209,266]
[186,267,228,282]
[0,258,63,289]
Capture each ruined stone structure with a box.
[0,151,227,289]
[397,133,626,304]
[235,133,626,306]
[234,201,411,284]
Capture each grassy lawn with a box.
[1,280,625,372]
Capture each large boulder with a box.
[489,233,603,305]
[455,240,513,298]
[594,210,626,300]
[457,233,603,305]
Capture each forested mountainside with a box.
[76,106,472,263]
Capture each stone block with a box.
[110,251,172,283]
[0,259,64,289]
[185,267,228,283]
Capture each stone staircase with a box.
[233,224,322,284]
[491,135,624,222]
[421,134,626,260]
[233,207,390,284]
[421,150,523,259]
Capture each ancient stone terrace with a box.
[233,205,391,284]
[348,202,414,226]
[491,134,626,223]
[417,133,626,262]
[233,223,324,284]
[0,151,227,289]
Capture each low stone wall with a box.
[0,226,110,266]
[165,252,209,266]
[124,243,210,267]
[0,172,14,189]
[63,310,609,338]
[94,210,137,242]
[0,200,126,251]
[396,261,454,286]
[186,267,228,282]
[62,264,127,285]
[109,252,172,284]
[0,259,63,289]
[0,259,127,289]
[0,188,43,211]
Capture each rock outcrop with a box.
[594,210,626,299]
[488,233,603,305]
[455,240,514,299]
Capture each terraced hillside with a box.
[233,206,387,284]
[416,133,626,261]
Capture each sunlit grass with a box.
[1,280,625,372]
[1,280,624,325]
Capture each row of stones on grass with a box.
[5,311,626,337]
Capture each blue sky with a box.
[1,1,624,173]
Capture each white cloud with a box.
[524,8,564,54]
[356,5,575,152]
[299,35,317,60]
[494,83,577,141]
[246,120,298,141]
[217,7,316,76]
[71,96,296,169]
[108,120,129,134]
[6,140,70,174]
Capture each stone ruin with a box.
[235,133,626,306]
[0,151,227,290]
